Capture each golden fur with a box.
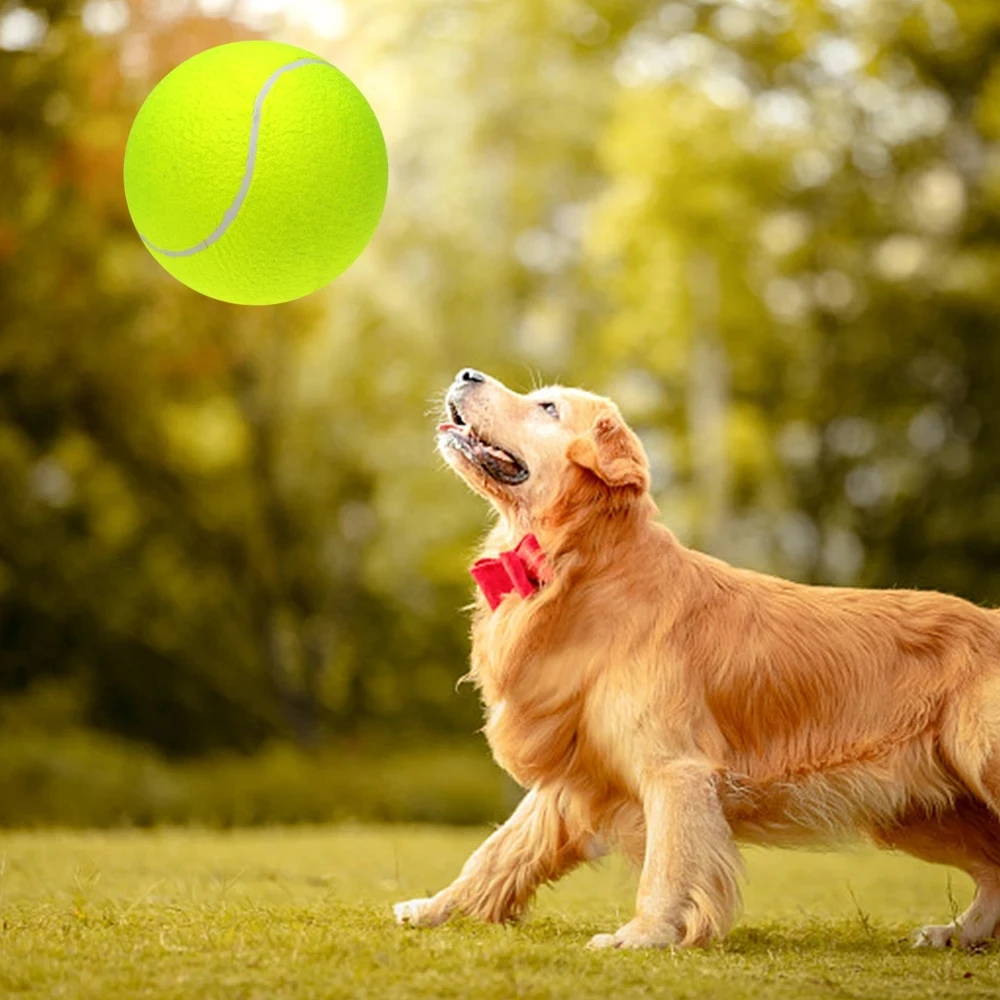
[393,372,1000,949]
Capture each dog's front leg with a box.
[394,785,596,928]
[589,758,742,949]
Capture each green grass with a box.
[1,827,998,999]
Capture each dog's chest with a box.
[578,681,652,794]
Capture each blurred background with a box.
[2,0,999,827]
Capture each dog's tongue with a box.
[438,422,459,432]
[479,443,523,480]
[481,442,512,461]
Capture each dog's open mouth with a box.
[438,402,529,485]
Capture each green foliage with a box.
[1,828,998,999]
[0,732,515,827]
[0,684,514,826]
[0,1,485,754]
[6,0,1000,764]
[587,0,1000,596]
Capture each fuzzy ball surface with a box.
[124,41,388,305]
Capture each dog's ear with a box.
[566,410,650,491]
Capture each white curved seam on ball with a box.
[138,57,328,258]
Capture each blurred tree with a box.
[5,0,1000,761]
[0,0,282,751]
[0,0,473,752]
[588,0,1000,601]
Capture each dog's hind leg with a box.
[872,798,1000,949]
[941,672,1000,818]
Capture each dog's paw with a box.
[393,897,433,926]
[393,897,449,928]
[913,923,956,949]
[586,919,677,950]
[586,933,620,950]
[913,919,998,951]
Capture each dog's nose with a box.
[457,368,486,385]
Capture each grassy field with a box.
[0,826,998,999]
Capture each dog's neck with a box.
[468,495,667,788]
[489,490,657,556]
[470,493,663,692]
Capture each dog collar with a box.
[471,534,553,611]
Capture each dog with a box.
[393,368,1000,949]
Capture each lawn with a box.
[0,826,998,999]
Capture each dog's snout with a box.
[446,368,490,426]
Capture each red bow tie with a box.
[471,534,553,611]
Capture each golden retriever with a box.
[393,368,1000,949]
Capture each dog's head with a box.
[437,369,650,526]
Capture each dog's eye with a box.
[538,402,559,419]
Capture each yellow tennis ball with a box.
[123,40,388,306]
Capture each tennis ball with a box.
[123,40,388,306]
